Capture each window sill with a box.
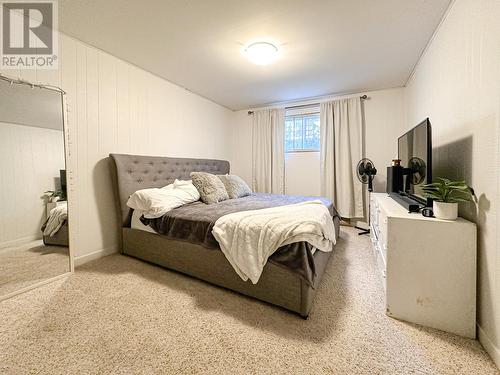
[285,150,320,153]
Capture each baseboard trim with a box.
[74,245,118,267]
[478,323,500,369]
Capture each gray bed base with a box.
[43,222,69,247]
[110,153,338,317]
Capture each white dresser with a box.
[370,193,477,338]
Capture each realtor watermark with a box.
[0,0,58,69]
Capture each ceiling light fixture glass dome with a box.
[243,41,280,66]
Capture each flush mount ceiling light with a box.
[242,41,280,66]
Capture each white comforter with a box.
[43,202,68,236]
[212,200,336,284]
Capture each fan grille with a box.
[357,158,375,184]
[408,157,426,185]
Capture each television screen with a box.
[398,119,432,202]
[60,169,67,200]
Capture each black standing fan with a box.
[355,158,377,235]
[357,158,377,192]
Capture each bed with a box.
[110,153,340,317]
[42,222,69,247]
[41,202,69,247]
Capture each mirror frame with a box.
[0,73,74,301]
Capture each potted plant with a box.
[42,190,64,203]
[422,178,477,220]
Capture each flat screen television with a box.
[398,118,432,204]
[60,169,67,201]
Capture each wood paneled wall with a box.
[405,0,500,367]
[0,123,65,247]
[1,33,233,262]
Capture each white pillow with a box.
[173,179,192,187]
[161,183,175,190]
[127,181,200,219]
[173,179,200,200]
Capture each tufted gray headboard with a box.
[109,153,230,226]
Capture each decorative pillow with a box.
[218,175,252,199]
[190,172,229,204]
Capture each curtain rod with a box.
[247,95,368,115]
[0,73,66,94]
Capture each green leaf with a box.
[447,197,473,203]
[423,177,477,203]
[449,186,471,191]
[437,177,451,184]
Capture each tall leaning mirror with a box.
[0,75,71,300]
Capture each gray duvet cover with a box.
[141,193,339,287]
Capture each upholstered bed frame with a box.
[43,222,69,247]
[109,153,337,318]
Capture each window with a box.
[285,112,320,152]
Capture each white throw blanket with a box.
[43,202,68,236]
[212,200,336,284]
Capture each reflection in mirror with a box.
[0,77,70,298]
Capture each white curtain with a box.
[252,108,285,194]
[320,97,363,218]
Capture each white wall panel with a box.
[2,32,233,260]
[0,123,65,247]
[284,152,321,196]
[405,0,500,367]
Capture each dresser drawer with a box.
[370,197,380,227]
[378,211,388,242]
[380,242,387,264]
[374,244,387,290]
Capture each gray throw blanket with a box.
[141,193,339,287]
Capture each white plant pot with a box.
[433,201,458,220]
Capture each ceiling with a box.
[59,0,450,110]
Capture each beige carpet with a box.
[0,227,497,374]
[0,240,70,296]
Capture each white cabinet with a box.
[370,193,477,338]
